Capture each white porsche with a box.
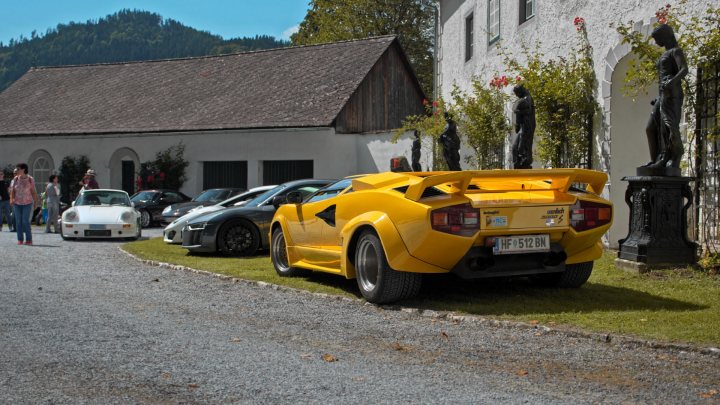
[61,189,141,240]
[163,185,275,244]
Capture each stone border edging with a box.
[120,247,720,358]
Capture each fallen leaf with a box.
[699,389,719,398]
[534,332,542,337]
[529,320,539,325]
[229,337,242,343]
[547,321,556,327]
[391,342,408,351]
[441,331,449,339]
[516,369,529,376]
[151,278,159,282]
[300,353,313,359]
[161,372,172,380]
[322,354,338,362]
[640,318,647,322]
[187,383,199,390]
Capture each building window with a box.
[488,0,501,45]
[465,13,474,62]
[519,0,535,24]
[29,150,54,195]
[203,161,248,189]
[262,160,313,185]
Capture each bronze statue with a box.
[438,112,461,171]
[411,130,422,171]
[643,23,687,173]
[511,84,535,169]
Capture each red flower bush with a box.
[573,16,586,31]
[655,4,671,24]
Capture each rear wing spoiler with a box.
[404,169,608,202]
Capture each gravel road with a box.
[1,229,718,404]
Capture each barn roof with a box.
[0,35,408,136]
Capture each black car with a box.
[181,179,334,256]
[161,188,245,224]
[130,189,191,227]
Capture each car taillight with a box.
[431,203,479,237]
[570,200,612,232]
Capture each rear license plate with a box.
[493,234,550,255]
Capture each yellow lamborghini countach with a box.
[270,169,612,304]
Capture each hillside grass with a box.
[123,237,720,346]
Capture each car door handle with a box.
[315,205,336,227]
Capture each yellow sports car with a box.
[270,169,612,304]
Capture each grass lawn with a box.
[123,237,720,346]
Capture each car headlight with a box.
[162,206,172,215]
[63,210,78,223]
[120,211,134,222]
[186,222,207,231]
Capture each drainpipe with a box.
[433,1,439,101]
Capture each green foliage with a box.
[698,253,720,275]
[1,164,14,178]
[501,19,598,168]
[395,99,450,170]
[292,0,435,96]
[451,80,510,169]
[614,1,720,98]
[138,143,189,190]
[58,155,90,203]
[0,9,289,91]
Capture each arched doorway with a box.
[109,148,140,195]
[28,149,55,195]
[607,54,657,248]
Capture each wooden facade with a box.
[334,41,426,134]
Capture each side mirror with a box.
[71,201,76,207]
[131,202,135,208]
[271,195,287,208]
[286,191,303,204]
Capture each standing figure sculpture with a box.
[438,112,461,171]
[411,130,422,172]
[643,23,688,173]
[511,84,536,169]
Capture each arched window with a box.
[28,150,54,195]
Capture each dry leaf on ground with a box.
[322,354,338,362]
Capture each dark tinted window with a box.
[305,179,352,203]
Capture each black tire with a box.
[532,261,593,288]
[354,230,421,304]
[217,219,260,256]
[139,210,151,228]
[271,227,309,277]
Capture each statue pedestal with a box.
[615,175,697,273]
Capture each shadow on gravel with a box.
[401,274,705,315]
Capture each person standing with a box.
[80,169,99,191]
[45,175,61,233]
[9,163,39,245]
[0,171,12,232]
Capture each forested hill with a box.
[0,9,290,91]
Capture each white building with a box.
[0,36,429,199]
[436,0,717,247]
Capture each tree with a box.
[451,79,510,169]
[292,0,435,96]
[138,143,189,190]
[58,155,90,203]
